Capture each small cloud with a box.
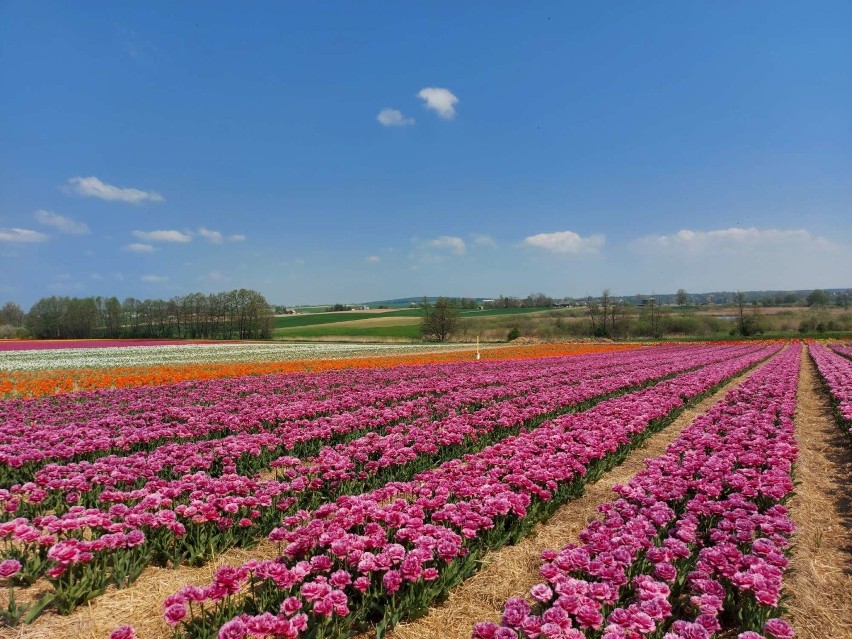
[203,270,228,283]
[140,274,169,283]
[113,272,125,281]
[634,227,833,253]
[132,229,192,243]
[120,27,160,62]
[198,227,224,244]
[377,108,415,127]
[123,242,157,253]
[522,230,605,255]
[471,234,497,248]
[366,255,381,263]
[227,234,246,242]
[427,235,466,255]
[0,227,49,243]
[66,176,164,204]
[417,87,459,120]
[48,279,84,292]
[34,210,90,235]
[90,273,104,281]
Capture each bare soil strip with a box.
[785,347,852,638]
[384,360,771,639]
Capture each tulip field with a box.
[0,340,849,639]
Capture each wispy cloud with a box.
[634,227,833,253]
[523,230,605,255]
[377,108,415,127]
[140,274,169,283]
[34,210,90,235]
[120,27,160,62]
[198,227,224,244]
[132,229,192,243]
[471,234,497,248]
[197,228,244,244]
[427,235,466,255]
[0,227,49,243]
[417,87,459,120]
[66,176,164,204]
[123,242,157,253]
[366,255,381,263]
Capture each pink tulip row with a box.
[3,344,763,511]
[809,342,852,432]
[0,344,717,522]
[165,345,779,639]
[829,342,852,359]
[0,363,494,479]
[476,344,800,639]
[0,346,770,608]
[1,345,736,482]
[3,343,715,517]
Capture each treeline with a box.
[4,289,274,340]
[483,293,555,308]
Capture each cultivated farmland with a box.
[0,340,848,639]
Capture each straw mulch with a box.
[785,347,852,638]
[0,540,282,639]
[381,358,769,639]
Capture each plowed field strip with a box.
[785,346,852,638]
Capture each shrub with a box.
[506,327,521,341]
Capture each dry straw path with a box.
[786,346,852,638]
[383,356,774,639]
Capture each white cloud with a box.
[140,274,169,283]
[377,108,415,127]
[66,176,164,204]
[227,234,246,242]
[635,227,833,253]
[523,230,605,255]
[132,229,192,243]
[366,255,381,263]
[198,227,224,244]
[204,271,228,283]
[472,234,497,248]
[427,235,466,255]
[90,273,104,280]
[0,227,49,243]
[34,210,90,235]
[123,242,157,253]
[417,87,459,120]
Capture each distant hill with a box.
[278,288,849,309]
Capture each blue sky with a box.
[1,2,850,307]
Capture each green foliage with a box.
[806,289,830,307]
[420,297,460,342]
[25,289,274,340]
[506,327,521,341]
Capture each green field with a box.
[274,324,422,339]
[272,306,551,341]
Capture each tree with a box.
[733,291,747,336]
[806,289,829,307]
[676,289,688,306]
[646,298,664,339]
[0,302,25,326]
[420,297,459,341]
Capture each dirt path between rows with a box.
[384,359,772,639]
[785,346,852,638]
